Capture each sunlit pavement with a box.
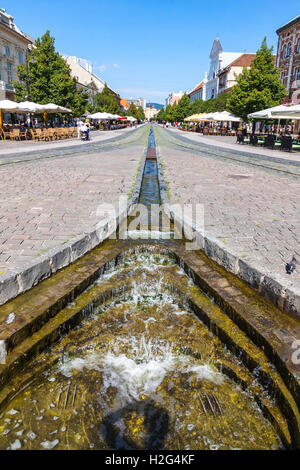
[154,124,300,294]
[0,125,149,275]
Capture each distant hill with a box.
[146,102,164,110]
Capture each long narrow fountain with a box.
[0,127,299,450]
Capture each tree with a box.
[173,93,191,121]
[14,30,88,117]
[127,102,139,119]
[93,84,121,114]
[228,38,287,121]
[136,106,145,121]
[165,103,176,122]
[156,107,166,122]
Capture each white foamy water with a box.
[59,336,223,406]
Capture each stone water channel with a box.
[0,128,299,450]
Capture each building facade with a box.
[165,91,184,108]
[126,97,146,110]
[65,56,121,106]
[0,8,33,100]
[205,38,242,100]
[144,105,158,120]
[218,53,256,95]
[276,15,300,105]
[189,77,207,103]
[189,38,253,101]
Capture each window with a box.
[297,38,300,54]
[6,62,12,83]
[287,43,291,57]
[296,68,300,81]
[282,45,286,59]
[211,89,215,99]
[5,45,10,57]
[281,70,286,84]
[18,51,23,64]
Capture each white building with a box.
[64,56,105,105]
[126,97,146,110]
[0,8,34,100]
[165,91,184,108]
[206,38,242,99]
[189,38,245,102]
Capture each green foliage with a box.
[156,107,166,122]
[14,30,88,116]
[228,38,287,121]
[126,103,145,121]
[93,84,121,114]
[173,93,191,122]
[136,106,145,121]
[127,102,139,119]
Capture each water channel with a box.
[0,127,298,450]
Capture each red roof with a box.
[189,81,204,95]
[224,53,256,70]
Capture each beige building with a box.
[165,91,184,108]
[65,56,121,106]
[218,53,256,95]
[64,56,105,105]
[145,106,158,120]
[0,8,33,100]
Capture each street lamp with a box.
[25,44,32,101]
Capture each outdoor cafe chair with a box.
[2,128,11,140]
[280,136,293,152]
[264,135,276,150]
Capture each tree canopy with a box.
[228,38,287,121]
[126,103,145,121]
[155,92,231,123]
[14,30,88,117]
[92,85,121,114]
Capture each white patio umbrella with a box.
[184,113,208,122]
[0,99,33,127]
[211,111,242,122]
[126,116,137,122]
[248,105,296,120]
[40,103,72,113]
[272,104,300,119]
[248,104,297,135]
[0,99,32,112]
[17,101,45,113]
[87,112,114,120]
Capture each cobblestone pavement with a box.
[165,127,300,164]
[0,125,149,274]
[0,125,142,157]
[154,124,300,292]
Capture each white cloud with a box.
[95,64,108,72]
[113,63,120,68]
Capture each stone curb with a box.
[155,144,300,320]
[0,144,148,308]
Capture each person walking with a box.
[77,119,83,139]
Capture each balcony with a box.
[0,80,15,92]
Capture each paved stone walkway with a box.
[154,124,300,295]
[0,125,149,274]
[0,125,140,157]
[165,126,300,163]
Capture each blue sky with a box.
[7,1,300,104]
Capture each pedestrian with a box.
[86,121,90,140]
[77,119,83,139]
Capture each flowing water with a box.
[0,128,290,450]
